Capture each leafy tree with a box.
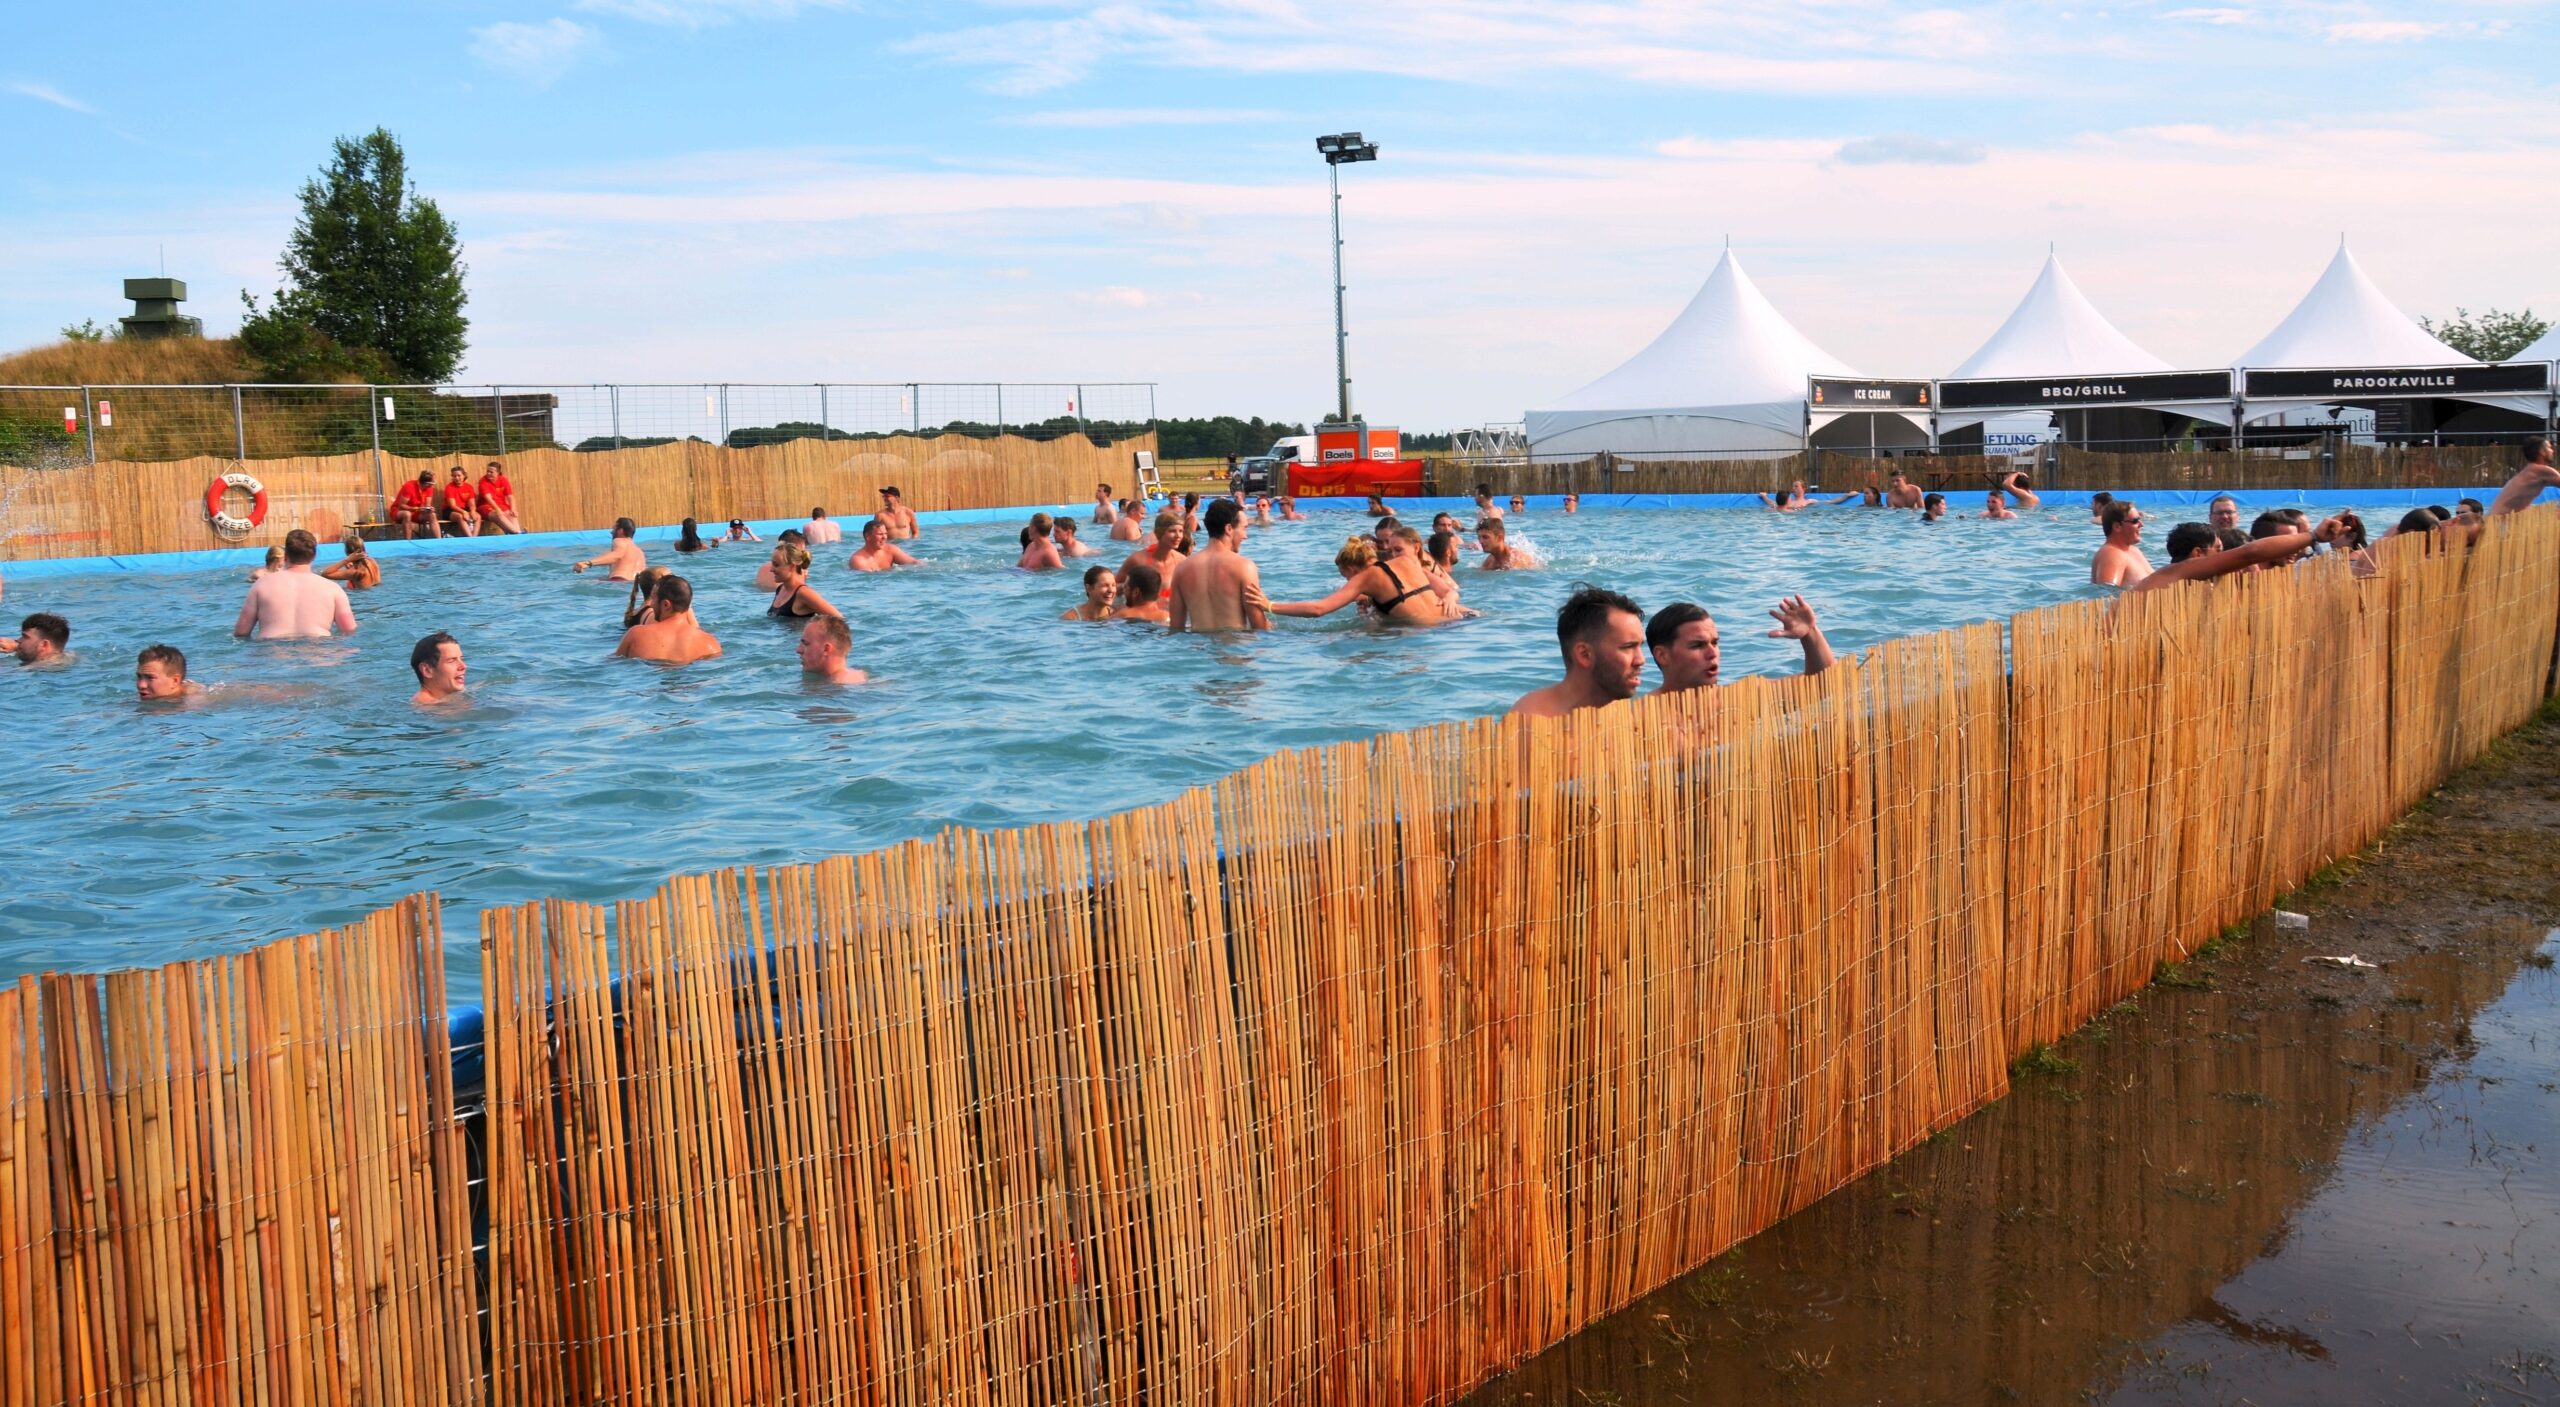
[59,318,105,342]
[243,128,468,382]
[2420,307,2548,362]
[1154,416,1310,459]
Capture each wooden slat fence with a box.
[6,507,2557,1405]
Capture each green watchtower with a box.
[120,277,203,339]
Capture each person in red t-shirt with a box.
[390,471,441,538]
[476,460,522,534]
[440,466,482,536]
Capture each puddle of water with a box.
[1459,924,2560,1406]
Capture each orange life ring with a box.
[206,472,268,538]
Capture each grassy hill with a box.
[0,336,255,388]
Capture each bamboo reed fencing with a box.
[0,431,1156,562]
[6,507,2557,1406]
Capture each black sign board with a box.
[2243,363,2550,399]
[1936,369,2232,411]
[1808,377,1930,409]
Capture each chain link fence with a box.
[0,382,1158,470]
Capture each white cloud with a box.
[470,19,602,83]
[2164,7,2252,22]
[6,80,93,114]
[2325,19,2467,41]
[1834,133,1988,165]
[575,0,851,28]
[1077,286,1158,309]
[1008,107,1292,128]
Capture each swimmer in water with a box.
[1265,524,1459,626]
[1063,565,1118,620]
[1645,596,1835,694]
[1120,511,1187,594]
[1251,495,1273,526]
[624,567,669,628]
[1019,513,1065,570]
[1758,482,1816,512]
[235,530,358,640]
[1884,471,1923,509]
[1918,492,1948,522]
[1052,517,1097,558]
[573,517,647,581]
[1999,471,2041,509]
[1168,499,1270,633]
[766,543,842,620]
[11,613,68,666]
[2091,501,2151,587]
[876,486,920,540]
[1509,586,1645,718]
[797,614,867,685]
[673,517,715,554]
[722,518,759,544]
[1472,485,1503,521]
[1116,562,1171,623]
[1364,493,1390,518]
[1277,495,1306,521]
[849,517,922,572]
[321,533,381,588]
[1477,517,1537,568]
[1509,493,1527,515]
[1978,489,2017,521]
[409,632,468,706]
[134,644,207,702]
[1563,492,1579,514]
[2088,491,2115,521]
[248,546,285,582]
[613,575,721,663]
[1093,483,1118,525]
[755,535,802,590]
[2207,494,2241,533]
[803,508,842,546]
[1109,500,1146,541]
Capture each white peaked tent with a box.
[1525,248,1855,459]
[1949,252,2171,381]
[2516,322,2560,364]
[2233,241,2471,371]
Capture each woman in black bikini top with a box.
[765,543,842,621]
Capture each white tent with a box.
[1525,248,1855,459]
[2233,241,2471,371]
[2515,322,2560,364]
[1949,252,2170,381]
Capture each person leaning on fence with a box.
[1646,596,1836,695]
[2130,514,2353,593]
[391,471,441,538]
[2486,439,2558,516]
[573,518,646,581]
[1509,585,1646,719]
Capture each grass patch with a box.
[2011,1043,2080,1078]
[2152,959,2216,991]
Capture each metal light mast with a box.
[1315,132,1379,424]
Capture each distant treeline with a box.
[558,415,1454,456]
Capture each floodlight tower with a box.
[1315,131,1379,425]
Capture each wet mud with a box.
[1462,703,2560,1406]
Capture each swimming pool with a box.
[0,492,2473,995]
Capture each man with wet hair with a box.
[876,486,920,539]
[797,614,867,684]
[1999,470,2041,509]
[134,643,203,700]
[11,613,68,665]
[1477,517,1537,568]
[613,575,721,663]
[2092,500,2152,587]
[1119,510,1188,597]
[1509,585,1646,718]
[849,516,920,571]
[573,517,646,581]
[1646,596,1835,694]
[410,632,468,706]
[2088,491,2115,521]
[2133,514,2355,593]
[804,507,842,546]
[1170,498,1270,632]
[235,529,358,640]
[1884,470,1923,509]
[1919,492,1948,522]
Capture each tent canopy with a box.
[1525,248,1854,458]
[1948,252,2170,380]
[2234,241,2471,369]
[2515,322,2560,364]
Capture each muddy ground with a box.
[1462,701,2560,1407]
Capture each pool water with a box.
[0,501,2232,995]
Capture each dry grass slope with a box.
[0,336,256,387]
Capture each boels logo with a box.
[1323,448,1356,462]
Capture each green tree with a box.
[59,318,105,342]
[2420,307,2548,362]
[246,128,468,382]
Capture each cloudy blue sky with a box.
[6,1,2553,428]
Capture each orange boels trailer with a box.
[1287,423,1424,497]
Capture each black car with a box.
[1229,455,1282,495]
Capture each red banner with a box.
[1285,458,1426,498]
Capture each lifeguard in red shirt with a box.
[476,460,522,534]
[390,471,442,539]
[440,466,482,536]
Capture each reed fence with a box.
[0,431,1156,562]
[6,508,2558,1406]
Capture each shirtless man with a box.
[390,471,441,538]
[1472,485,1504,522]
[1053,518,1097,558]
[410,632,468,705]
[477,462,524,534]
[613,575,721,663]
[1884,471,1923,509]
[1759,481,1817,512]
[2132,515,2351,593]
[134,644,207,701]
[2091,501,2151,587]
[440,466,482,537]
[1120,511,1187,596]
[1277,495,1307,521]
[2088,492,2115,521]
[2487,439,2559,516]
[1477,518,1537,569]
[10,613,68,665]
[1999,470,2041,510]
[876,486,919,540]
[1978,489,2016,521]
[321,533,381,588]
[1168,499,1270,632]
[797,614,867,685]
[1562,492,1579,514]
[1020,513,1065,570]
[234,530,358,640]
[1092,484,1117,525]
[1645,596,1835,694]
[1063,566,1118,620]
[849,517,920,571]
[1509,586,1646,719]
[1251,495,1274,527]
[1115,563,1171,622]
[1509,493,1528,516]
[573,518,647,581]
[1109,500,1146,541]
[803,508,843,546]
